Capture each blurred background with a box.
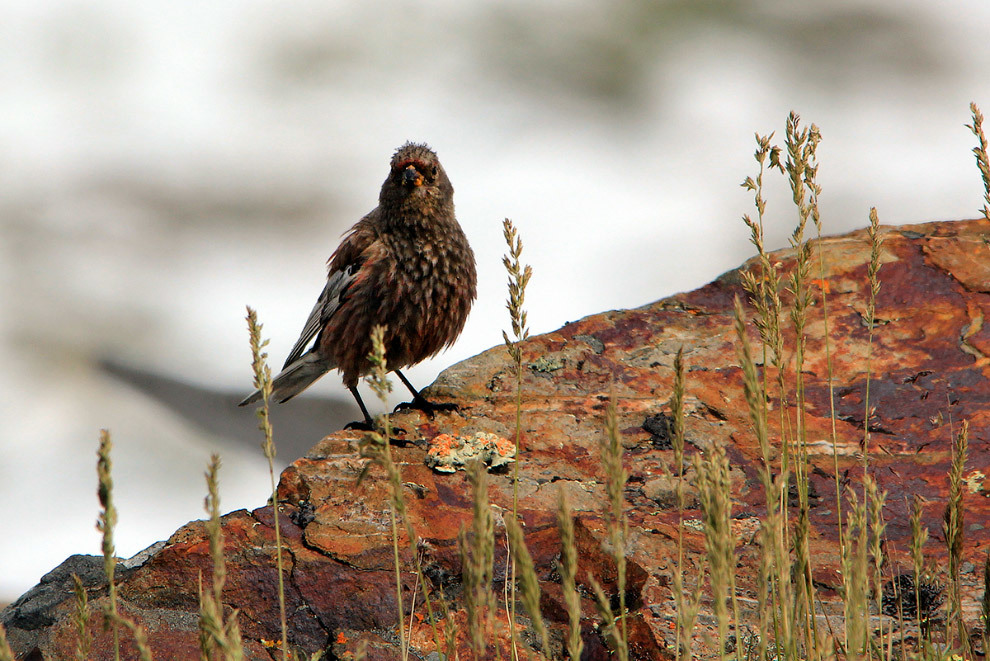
[3,0,990,601]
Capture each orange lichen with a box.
[425,432,515,472]
[492,434,515,456]
[427,433,460,458]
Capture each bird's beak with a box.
[402,165,424,187]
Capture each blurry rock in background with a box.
[99,359,355,461]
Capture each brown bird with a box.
[240,142,477,426]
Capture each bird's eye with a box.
[431,165,438,177]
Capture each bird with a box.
[240,142,477,427]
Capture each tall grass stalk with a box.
[782,116,818,471]
[600,392,629,660]
[556,493,584,660]
[943,420,969,653]
[733,296,793,655]
[97,429,122,661]
[782,113,823,654]
[358,325,443,658]
[244,307,289,660]
[695,442,743,661]
[96,430,155,661]
[197,574,209,658]
[909,495,929,640]
[72,574,92,660]
[741,127,820,657]
[672,562,706,661]
[502,217,532,660]
[505,517,550,654]
[669,347,693,661]
[741,126,816,651]
[104,612,154,661]
[861,208,883,479]
[588,573,623,660]
[841,207,883,659]
[755,524,774,661]
[842,486,870,660]
[740,132,782,424]
[363,325,408,659]
[437,586,459,661]
[199,454,244,661]
[866,475,888,658]
[740,133,788,495]
[968,102,990,221]
[460,460,496,657]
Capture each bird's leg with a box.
[344,385,413,444]
[343,385,375,431]
[393,369,459,418]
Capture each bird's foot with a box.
[344,419,415,445]
[394,396,459,419]
[344,419,375,432]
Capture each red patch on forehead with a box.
[394,158,430,171]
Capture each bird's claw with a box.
[394,396,459,419]
[344,419,413,445]
[344,420,375,432]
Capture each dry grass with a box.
[460,459,497,657]
[502,217,533,660]
[597,392,630,660]
[968,102,990,221]
[556,493,584,660]
[709,107,990,661]
[97,430,154,661]
[244,306,289,660]
[358,324,444,658]
[71,573,92,660]
[197,454,244,661]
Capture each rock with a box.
[641,474,699,510]
[5,555,108,631]
[5,218,990,659]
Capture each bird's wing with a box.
[281,263,359,368]
[282,215,378,369]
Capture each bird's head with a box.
[381,142,453,214]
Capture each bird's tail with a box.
[238,352,334,406]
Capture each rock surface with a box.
[5,218,990,660]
